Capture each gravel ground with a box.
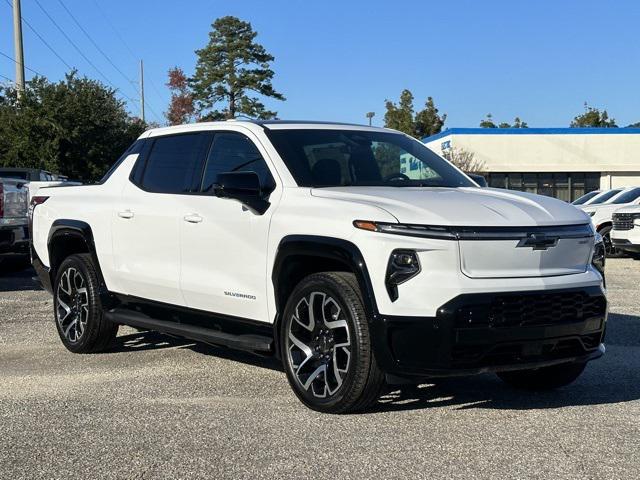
[0,258,638,479]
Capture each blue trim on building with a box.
[422,127,640,143]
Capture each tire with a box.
[497,362,587,390]
[280,272,385,413]
[53,253,118,353]
[599,225,624,258]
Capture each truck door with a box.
[179,130,279,322]
[111,132,210,306]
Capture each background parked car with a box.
[0,168,82,203]
[467,173,488,187]
[0,177,29,266]
[611,205,640,257]
[582,188,624,206]
[0,168,56,181]
[581,187,640,256]
[572,190,601,205]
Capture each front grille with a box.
[613,213,636,231]
[456,291,606,328]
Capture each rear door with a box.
[110,132,211,305]
[179,130,279,321]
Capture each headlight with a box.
[385,249,421,301]
[592,232,605,286]
[353,220,455,239]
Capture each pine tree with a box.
[384,90,446,139]
[191,16,285,120]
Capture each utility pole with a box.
[139,59,145,122]
[12,0,26,97]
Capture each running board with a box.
[104,308,273,353]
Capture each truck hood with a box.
[311,187,590,226]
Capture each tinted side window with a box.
[611,187,640,204]
[141,133,210,194]
[201,133,275,193]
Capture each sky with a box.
[1,0,639,128]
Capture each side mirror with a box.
[214,172,270,215]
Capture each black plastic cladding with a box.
[46,219,114,306]
[271,235,379,358]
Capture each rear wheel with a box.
[281,272,384,413]
[497,362,587,390]
[54,254,118,353]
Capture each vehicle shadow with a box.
[0,260,41,292]
[372,312,640,413]
[108,313,639,411]
[110,329,284,372]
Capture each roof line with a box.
[423,127,640,142]
[256,120,373,129]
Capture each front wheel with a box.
[280,272,384,413]
[497,362,587,390]
[599,225,624,258]
[53,254,118,353]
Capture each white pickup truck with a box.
[611,205,640,255]
[31,120,608,413]
[0,177,29,258]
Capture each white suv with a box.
[581,186,640,256]
[611,205,640,255]
[30,121,607,413]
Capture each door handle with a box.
[183,214,203,224]
[118,210,134,219]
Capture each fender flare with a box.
[47,219,113,306]
[271,235,380,357]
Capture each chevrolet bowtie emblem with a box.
[516,233,558,250]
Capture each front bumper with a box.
[371,285,607,378]
[0,224,29,254]
[611,238,640,253]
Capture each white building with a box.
[423,128,640,202]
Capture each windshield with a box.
[608,187,640,204]
[589,189,623,204]
[572,190,599,205]
[266,129,474,188]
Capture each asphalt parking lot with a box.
[1,258,639,479]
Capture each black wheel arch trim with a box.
[47,219,114,307]
[271,235,380,358]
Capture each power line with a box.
[4,0,162,121]
[0,72,15,83]
[32,0,136,103]
[0,50,44,76]
[56,0,137,91]
[145,102,162,122]
[2,0,72,70]
[90,0,138,62]
[89,0,166,120]
[147,77,166,102]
